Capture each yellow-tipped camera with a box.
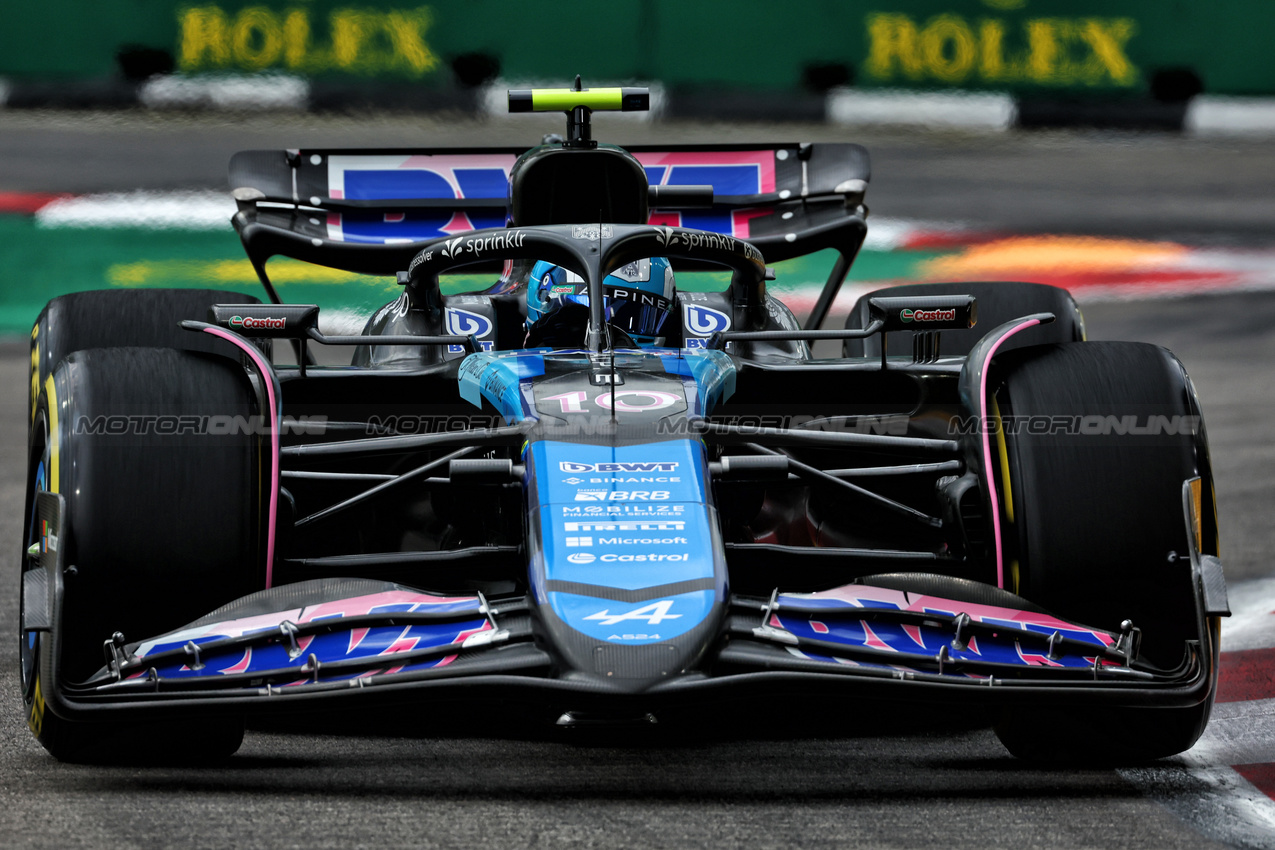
[508,87,649,113]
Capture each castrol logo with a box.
[900,308,956,323]
[230,315,287,330]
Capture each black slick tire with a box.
[988,341,1218,762]
[22,347,265,763]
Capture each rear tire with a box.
[22,347,264,763]
[843,281,1084,357]
[988,341,1218,762]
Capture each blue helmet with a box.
[526,257,675,347]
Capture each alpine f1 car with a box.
[20,84,1229,763]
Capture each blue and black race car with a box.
[20,84,1228,763]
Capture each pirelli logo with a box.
[564,521,686,532]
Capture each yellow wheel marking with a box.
[991,396,1013,524]
[1188,477,1204,554]
[27,676,44,736]
[45,374,59,492]
[29,327,39,424]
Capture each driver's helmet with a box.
[526,256,675,347]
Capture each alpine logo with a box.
[583,600,682,626]
[900,307,957,323]
[229,315,287,330]
[559,461,679,473]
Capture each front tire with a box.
[989,341,1218,762]
[23,347,265,762]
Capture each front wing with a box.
[26,496,1217,724]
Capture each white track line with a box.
[1187,96,1275,137]
[828,88,1016,131]
[138,74,310,111]
[35,190,237,230]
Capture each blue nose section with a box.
[529,439,722,647]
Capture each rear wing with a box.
[229,143,869,328]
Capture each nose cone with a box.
[527,439,727,690]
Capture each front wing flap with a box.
[39,571,1212,721]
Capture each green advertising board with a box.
[2,1,1272,97]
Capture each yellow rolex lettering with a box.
[385,9,438,75]
[864,12,1139,89]
[1026,19,1061,83]
[865,13,923,81]
[177,5,439,77]
[919,15,977,83]
[978,18,1008,80]
[331,10,374,70]
[1080,18,1138,85]
[283,10,315,70]
[178,6,232,70]
[231,7,284,71]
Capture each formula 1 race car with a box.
[20,84,1229,764]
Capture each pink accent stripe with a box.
[807,584,1114,644]
[980,319,1042,588]
[203,327,280,588]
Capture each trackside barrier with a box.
[1,1,1273,99]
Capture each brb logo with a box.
[683,305,731,348]
[445,308,495,352]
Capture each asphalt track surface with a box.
[0,111,1273,849]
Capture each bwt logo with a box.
[559,461,679,473]
[683,305,731,346]
[445,308,496,353]
[445,308,493,337]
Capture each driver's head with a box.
[525,257,675,347]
